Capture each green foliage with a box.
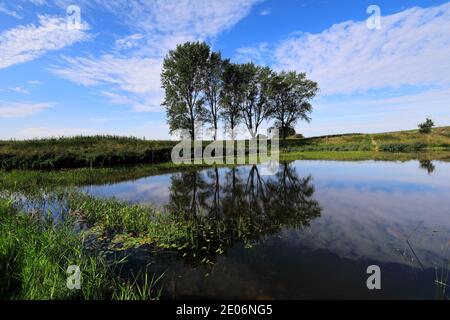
[1,127,450,171]
[203,51,225,140]
[378,142,427,152]
[162,42,211,139]
[0,135,177,170]
[161,41,319,140]
[268,71,319,139]
[239,63,274,138]
[0,199,161,300]
[418,118,435,134]
[270,124,296,139]
[220,61,244,137]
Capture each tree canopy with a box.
[161,42,319,140]
[162,42,210,140]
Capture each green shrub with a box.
[418,118,435,134]
[378,142,427,153]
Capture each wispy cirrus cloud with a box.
[0,14,90,69]
[0,101,56,118]
[50,0,262,112]
[236,3,450,95]
[50,55,163,112]
[9,87,30,95]
[0,3,22,19]
[58,0,261,43]
[115,34,144,51]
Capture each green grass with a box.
[0,150,449,195]
[64,192,266,265]
[0,135,177,170]
[13,181,317,267]
[1,127,449,170]
[0,198,162,300]
[281,127,450,153]
[0,162,213,193]
[281,150,450,162]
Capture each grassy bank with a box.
[0,162,213,193]
[1,127,449,170]
[1,151,449,194]
[1,168,321,270]
[281,150,450,162]
[0,198,161,300]
[281,126,450,153]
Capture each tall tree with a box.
[269,71,319,140]
[220,61,243,139]
[203,52,224,140]
[240,64,273,139]
[161,42,210,140]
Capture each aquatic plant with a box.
[0,198,162,300]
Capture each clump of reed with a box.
[0,198,162,300]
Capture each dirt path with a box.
[371,135,379,152]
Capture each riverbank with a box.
[1,159,449,300]
[1,127,449,170]
[1,151,449,193]
[0,197,162,300]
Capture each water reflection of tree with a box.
[419,160,435,174]
[166,162,321,265]
[167,171,209,218]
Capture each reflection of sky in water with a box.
[84,173,173,205]
[86,160,450,274]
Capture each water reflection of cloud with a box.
[295,160,450,189]
[86,160,450,270]
[87,178,171,206]
[283,187,450,268]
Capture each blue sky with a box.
[0,0,449,139]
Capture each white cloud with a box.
[300,88,450,136]
[27,80,42,86]
[234,43,270,65]
[51,55,161,94]
[9,87,30,94]
[238,3,450,95]
[51,0,261,112]
[26,0,48,5]
[260,10,270,16]
[50,55,163,112]
[0,3,22,19]
[0,14,90,69]
[115,34,144,50]
[73,0,260,41]
[0,101,55,118]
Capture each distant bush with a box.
[378,142,427,153]
[418,118,435,134]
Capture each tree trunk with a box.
[214,122,218,141]
[190,119,195,141]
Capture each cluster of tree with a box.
[161,42,319,140]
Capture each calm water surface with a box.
[85,160,450,299]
